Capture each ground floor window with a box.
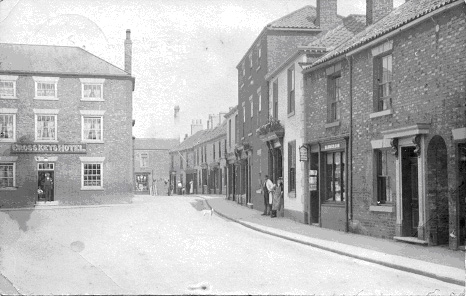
[135,174,149,191]
[375,149,395,204]
[82,163,103,189]
[325,151,345,202]
[0,162,15,188]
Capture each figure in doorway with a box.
[177,181,182,195]
[41,173,53,201]
[189,180,194,194]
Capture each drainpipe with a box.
[346,55,354,232]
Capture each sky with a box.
[0,0,403,140]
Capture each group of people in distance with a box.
[262,175,283,218]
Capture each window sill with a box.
[82,140,104,144]
[34,97,59,101]
[325,121,340,129]
[370,109,393,119]
[35,140,58,143]
[81,98,105,102]
[0,96,18,100]
[369,205,394,212]
[287,111,295,118]
[0,187,18,191]
[322,202,345,207]
[81,187,104,191]
[0,139,16,143]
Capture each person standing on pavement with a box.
[177,181,182,195]
[189,180,194,194]
[261,175,270,216]
[265,175,275,216]
[271,177,283,218]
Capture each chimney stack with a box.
[191,119,203,135]
[366,0,393,26]
[124,29,132,74]
[316,0,338,31]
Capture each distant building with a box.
[0,30,135,207]
[133,138,178,195]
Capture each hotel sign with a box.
[11,143,87,154]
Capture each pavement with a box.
[199,194,466,287]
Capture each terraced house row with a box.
[169,114,227,196]
[0,30,135,207]
[224,0,465,250]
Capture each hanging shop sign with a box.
[11,143,87,154]
[309,170,318,191]
[299,145,308,162]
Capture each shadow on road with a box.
[189,199,209,212]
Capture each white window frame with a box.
[0,75,18,99]
[80,110,105,143]
[249,52,253,71]
[33,76,59,100]
[80,157,105,190]
[34,109,59,142]
[242,102,245,122]
[0,108,17,142]
[249,95,253,119]
[257,87,262,112]
[0,156,18,190]
[80,78,105,101]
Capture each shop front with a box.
[307,138,348,232]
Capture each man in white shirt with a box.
[265,175,274,216]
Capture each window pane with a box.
[83,163,102,187]
[0,81,15,97]
[0,163,14,187]
[37,83,55,96]
[0,114,14,139]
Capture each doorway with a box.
[37,162,55,201]
[401,147,419,237]
[309,152,319,224]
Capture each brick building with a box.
[302,0,465,249]
[0,31,135,207]
[224,106,238,201]
[264,12,366,223]
[133,138,178,195]
[169,114,226,195]
[236,1,342,212]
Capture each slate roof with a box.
[203,121,227,143]
[307,0,462,68]
[169,130,208,153]
[268,6,319,29]
[134,138,179,150]
[0,43,130,76]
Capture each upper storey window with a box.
[80,78,105,101]
[371,40,393,113]
[0,75,18,99]
[33,77,59,100]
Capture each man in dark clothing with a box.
[261,175,270,216]
[42,173,53,201]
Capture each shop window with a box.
[288,66,295,115]
[82,116,103,142]
[82,163,103,189]
[35,115,57,141]
[325,151,345,202]
[376,54,393,111]
[327,75,341,123]
[0,162,15,188]
[0,75,18,99]
[0,113,16,142]
[288,141,296,192]
[375,149,395,204]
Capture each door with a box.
[401,147,419,237]
[309,152,319,224]
[38,171,54,201]
[459,144,466,245]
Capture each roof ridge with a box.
[267,5,314,27]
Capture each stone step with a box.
[393,236,428,245]
[35,201,59,206]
